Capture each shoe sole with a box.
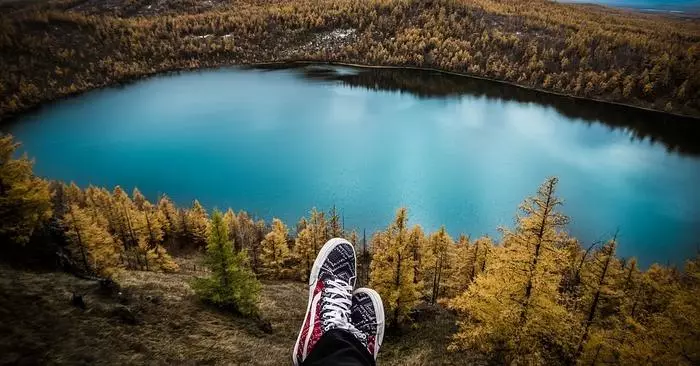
[353,287,385,358]
[292,238,357,366]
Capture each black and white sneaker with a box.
[292,238,358,366]
[350,288,385,359]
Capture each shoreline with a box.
[251,60,700,121]
[556,1,700,18]
[2,59,699,125]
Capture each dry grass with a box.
[0,260,468,365]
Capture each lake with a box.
[561,0,700,14]
[5,65,700,267]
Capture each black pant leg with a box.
[302,329,375,366]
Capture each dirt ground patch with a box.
[0,261,467,365]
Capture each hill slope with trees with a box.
[0,0,699,120]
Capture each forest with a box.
[0,0,699,120]
[2,131,698,365]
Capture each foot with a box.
[350,288,385,359]
[292,238,357,366]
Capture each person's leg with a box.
[301,328,376,366]
[302,287,386,365]
[293,238,365,365]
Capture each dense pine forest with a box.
[2,132,698,364]
[1,0,699,120]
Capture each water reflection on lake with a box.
[7,65,700,266]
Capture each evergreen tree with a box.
[369,207,420,327]
[192,210,260,316]
[260,218,291,278]
[0,134,52,245]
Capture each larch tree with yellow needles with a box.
[310,208,328,253]
[260,218,291,279]
[355,229,372,288]
[62,203,121,277]
[185,200,209,248]
[0,134,51,245]
[157,195,181,247]
[449,177,577,363]
[369,207,421,327]
[469,236,493,281]
[422,226,454,304]
[327,205,343,238]
[112,186,143,268]
[445,234,471,299]
[574,238,623,362]
[140,199,178,273]
[294,223,314,280]
[408,225,425,288]
[223,208,241,252]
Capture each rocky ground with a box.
[0,258,467,365]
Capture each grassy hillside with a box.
[0,259,464,365]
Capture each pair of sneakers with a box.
[292,238,385,365]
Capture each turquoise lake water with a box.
[562,0,700,13]
[5,66,700,266]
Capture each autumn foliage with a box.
[0,0,699,121]
[1,132,698,364]
[0,135,52,245]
